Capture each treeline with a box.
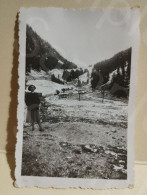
[26,25,77,73]
[91,48,132,91]
[51,74,64,85]
[62,68,88,82]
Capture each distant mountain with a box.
[91,48,132,97]
[26,25,77,73]
[26,25,132,98]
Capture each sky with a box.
[24,8,137,68]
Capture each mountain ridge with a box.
[26,25,132,98]
[26,25,77,73]
[91,47,132,96]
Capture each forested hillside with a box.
[26,25,77,73]
[26,25,132,98]
[91,48,132,94]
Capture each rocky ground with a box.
[22,92,128,179]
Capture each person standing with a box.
[25,85,43,131]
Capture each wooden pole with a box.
[79,93,80,101]
[102,90,105,103]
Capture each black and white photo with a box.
[15,7,140,188]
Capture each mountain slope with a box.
[26,25,77,72]
[91,48,132,96]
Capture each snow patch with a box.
[29,70,47,79]
[108,69,117,84]
[49,69,64,80]
[58,60,64,65]
[79,72,88,83]
[27,79,74,96]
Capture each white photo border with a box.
[15,7,140,189]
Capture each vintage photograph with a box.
[16,7,140,188]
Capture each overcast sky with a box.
[25,8,137,68]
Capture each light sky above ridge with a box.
[25,8,137,68]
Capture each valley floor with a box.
[22,93,128,179]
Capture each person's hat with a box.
[28,85,36,91]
